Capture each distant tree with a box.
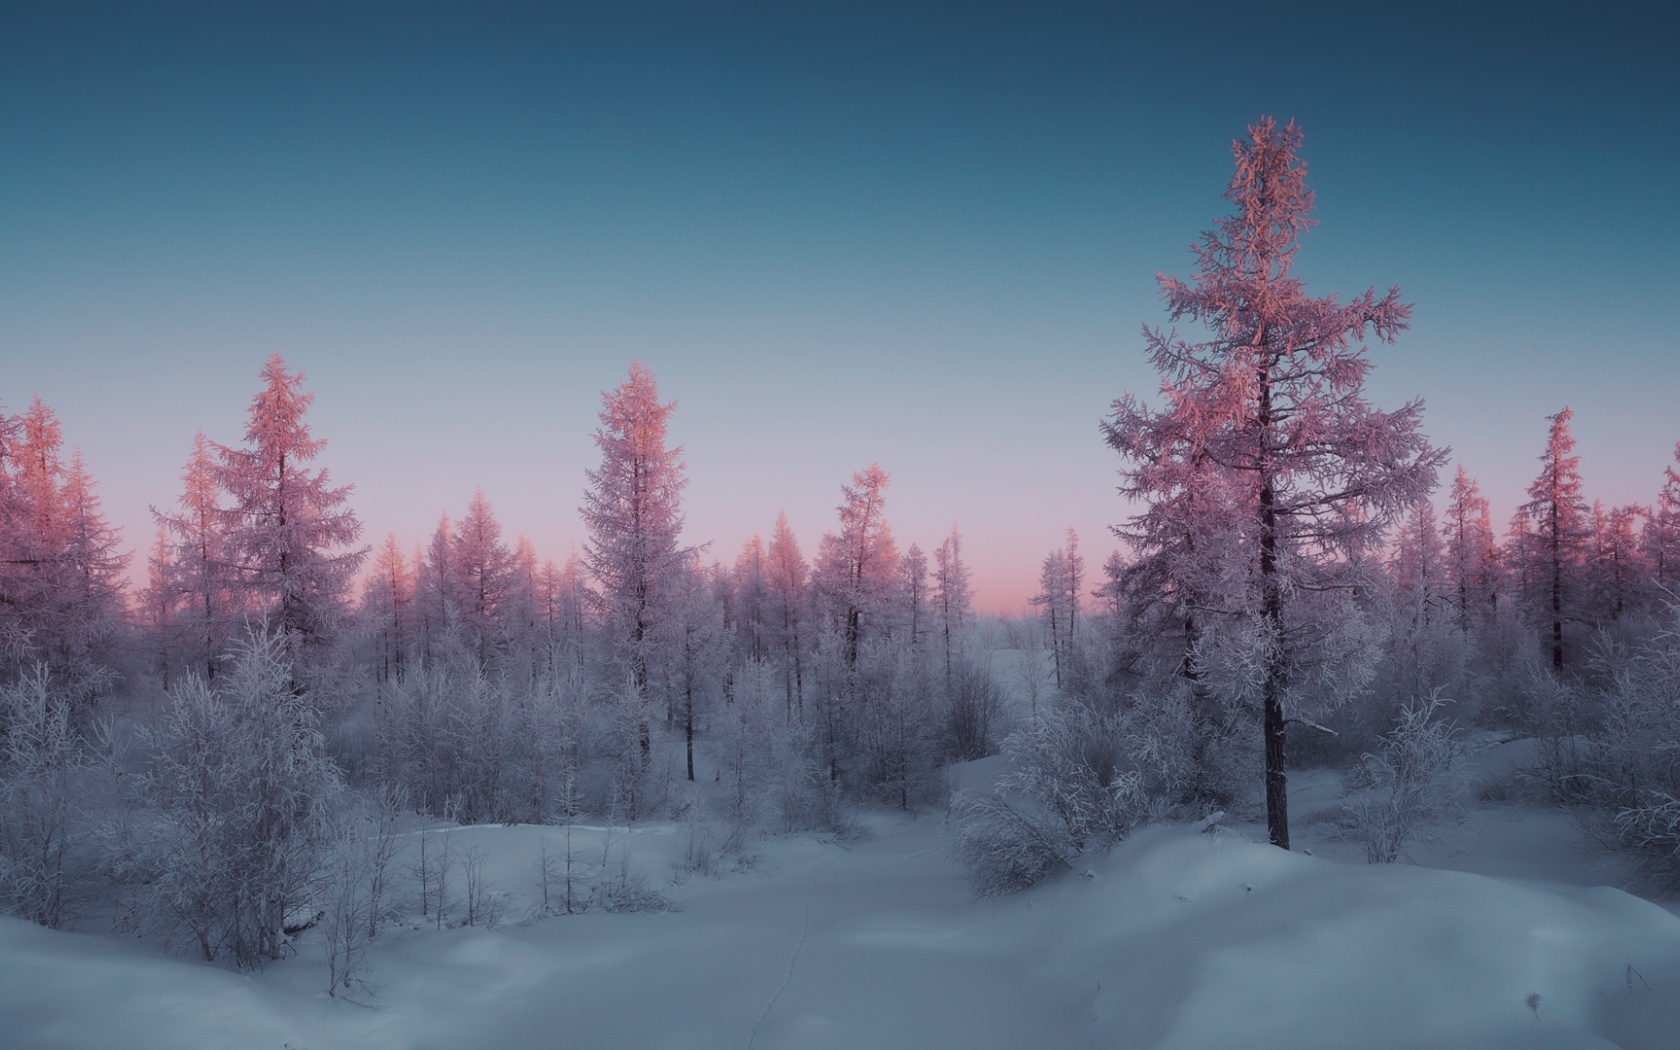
[51,450,129,681]
[1030,529,1083,689]
[1646,442,1680,592]
[0,402,127,694]
[581,362,689,750]
[1391,496,1446,628]
[453,488,513,666]
[1103,118,1443,849]
[1519,408,1589,671]
[361,534,414,683]
[933,524,974,684]
[216,354,366,673]
[153,432,235,681]
[6,399,67,668]
[1586,501,1645,625]
[416,512,455,667]
[898,543,930,656]
[1441,466,1498,632]
[766,511,809,718]
[734,535,771,665]
[813,465,899,668]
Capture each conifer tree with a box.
[1645,442,1680,593]
[453,488,513,666]
[1519,407,1589,671]
[1104,118,1443,848]
[581,362,689,747]
[217,354,366,672]
[766,511,809,718]
[933,525,974,684]
[153,431,233,680]
[1442,466,1498,631]
[813,465,899,669]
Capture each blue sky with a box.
[4,2,1675,610]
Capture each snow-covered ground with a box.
[4,749,1679,1050]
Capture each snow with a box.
[4,765,1680,1050]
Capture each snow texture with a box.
[3,769,1678,1050]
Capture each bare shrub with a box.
[1343,691,1466,863]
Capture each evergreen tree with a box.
[581,362,689,748]
[1103,118,1443,848]
[1644,442,1680,595]
[453,488,513,666]
[1442,466,1498,632]
[813,465,899,669]
[766,511,809,719]
[1519,407,1589,671]
[153,431,234,680]
[217,354,366,671]
[933,525,974,684]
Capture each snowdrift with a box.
[2,814,1677,1049]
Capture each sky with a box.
[3,2,1676,613]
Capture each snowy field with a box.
[4,737,1679,1050]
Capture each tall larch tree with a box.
[153,431,232,680]
[53,450,129,680]
[581,362,689,745]
[217,354,366,672]
[766,511,809,718]
[1442,466,1498,632]
[453,488,513,666]
[1104,118,1443,849]
[814,464,899,668]
[1645,441,1680,594]
[362,533,414,683]
[933,524,973,684]
[1519,407,1588,671]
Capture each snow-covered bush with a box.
[949,700,1165,896]
[943,657,1006,761]
[144,626,342,966]
[0,665,95,928]
[1343,691,1466,863]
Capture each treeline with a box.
[0,354,1008,971]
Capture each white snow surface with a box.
[4,759,1680,1049]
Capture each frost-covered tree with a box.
[581,362,689,746]
[1442,466,1498,632]
[1646,442,1680,593]
[1031,529,1083,689]
[361,534,414,683]
[766,511,809,718]
[1586,502,1646,626]
[50,451,129,679]
[153,431,236,681]
[1518,408,1589,671]
[898,543,930,656]
[0,401,127,694]
[453,488,514,666]
[733,535,771,665]
[1104,118,1443,848]
[217,355,366,671]
[1391,497,1446,628]
[933,524,974,684]
[813,465,899,668]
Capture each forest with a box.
[4,118,1680,1046]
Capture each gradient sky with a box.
[3,2,1676,612]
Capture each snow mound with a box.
[1047,825,1680,1049]
[2,813,1678,1049]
